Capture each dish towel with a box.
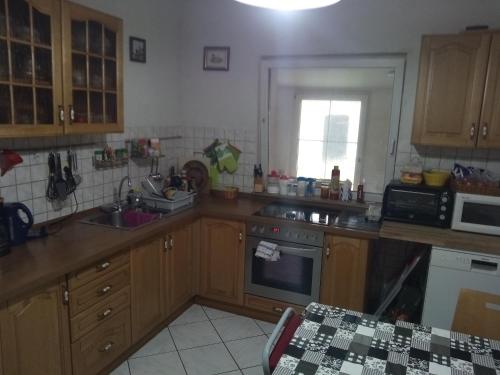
[255,241,280,261]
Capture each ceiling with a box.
[273,67,395,90]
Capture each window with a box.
[296,98,364,185]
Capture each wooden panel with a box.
[131,237,164,342]
[71,308,131,375]
[70,286,130,342]
[69,265,129,316]
[200,218,245,305]
[412,34,491,147]
[69,250,129,290]
[0,281,72,375]
[244,294,304,317]
[320,235,370,311]
[452,289,500,340]
[61,1,123,134]
[166,224,194,315]
[478,34,500,148]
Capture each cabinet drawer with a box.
[71,286,130,342]
[70,266,130,316]
[71,308,131,375]
[244,294,304,316]
[69,251,129,291]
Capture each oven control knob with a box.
[294,233,299,239]
[441,196,448,203]
[440,205,447,211]
[259,226,265,234]
[439,214,446,220]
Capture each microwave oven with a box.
[451,192,500,236]
[382,181,453,228]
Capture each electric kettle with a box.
[2,202,34,246]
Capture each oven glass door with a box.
[386,189,439,218]
[245,236,322,306]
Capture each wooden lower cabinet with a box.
[165,224,194,316]
[0,280,72,375]
[320,235,370,311]
[131,237,165,342]
[199,218,245,305]
[71,309,131,375]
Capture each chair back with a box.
[452,288,500,340]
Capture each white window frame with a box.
[294,91,368,184]
[258,55,406,193]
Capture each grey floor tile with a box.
[254,320,276,335]
[109,361,130,375]
[129,351,186,375]
[241,366,264,375]
[179,343,238,375]
[202,305,236,320]
[130,327,176,358]
[170,304,208,326]
[221,371,242,375]
[225,335,268,369]
[212,316,264,341]
[170,320,221,350]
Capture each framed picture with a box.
[203,46,230,71]
[130,37,146,63]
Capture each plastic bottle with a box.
[330,166,340,200]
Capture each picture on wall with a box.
[130,37,146,63]
[203,46,230,71]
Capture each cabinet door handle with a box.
[239,232,243,242]
[482,123,488,139]
[99,342,114,352]
[164,239,169,251]
[99,285,112,295]
[326,247,331,258]
[170,237,174,249]
[470,124,476,140]
[96,261,110,272]
[97,308,113,320]
[68,105,75,124]
[273,307,284,313]
[58,105,65,125]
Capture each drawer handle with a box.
[99,285,112,296]
[99,342,114,352]
[97,308,113,320]
[96,261,111,272]
[273,307,284,313]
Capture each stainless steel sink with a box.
[81,205,166,230]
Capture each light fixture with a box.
[233,0,342,11]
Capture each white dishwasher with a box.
[422,246,500,330]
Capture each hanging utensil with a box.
[54,152,68,200]
[46,152,58,201]
[64,150,76,194]
[72,151,82,186]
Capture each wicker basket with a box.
[450,179,500,197]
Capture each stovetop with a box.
[253,203,339,226]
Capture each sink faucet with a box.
[116,176,132,211]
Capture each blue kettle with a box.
[2,202,34,246]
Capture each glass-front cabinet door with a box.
[0,0,63,137]
[62,1,123,134]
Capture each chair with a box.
[452,288,500,340]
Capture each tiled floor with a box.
[111,304,275,375]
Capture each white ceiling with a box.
[273,67,395,90]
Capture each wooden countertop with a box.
[1,195,498,305]
[380,221,500,256]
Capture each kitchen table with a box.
[272,303,500,375]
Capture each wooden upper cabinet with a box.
[130,237,165,342]
[0,0,63,137]
[200,218,245,305]
[0,0,123,138]
[0,280,72,375]
[165,224,194,316]
[61,1,123,134]
[478,34,500,148]
[412,34,491,147]
[320,235,370,312]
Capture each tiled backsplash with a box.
[0,125,257,224]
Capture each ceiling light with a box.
[233,0,342,11]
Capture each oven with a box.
[244,222,323,306]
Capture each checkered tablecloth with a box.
[273,302,500,375]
